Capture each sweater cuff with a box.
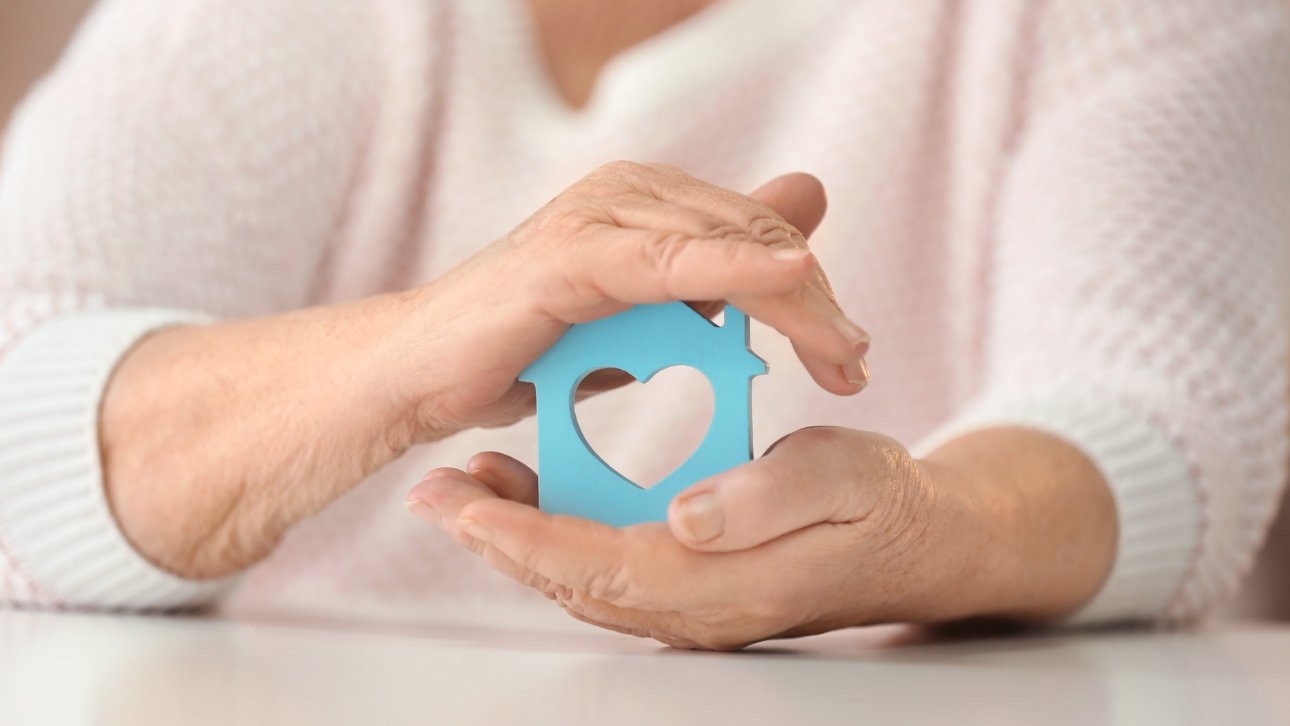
[915,392,1201,625]
[0,309,232,610]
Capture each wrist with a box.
[900,457,1032,622]
[798,431,1020,627]
[381,266,570,443]
[857,456,1023,624]
[333,289,437,450]
[371,280,480,445]
[916,428,1118,623]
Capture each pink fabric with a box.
[0,0,1286,629]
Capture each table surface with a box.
[2,609,1288,726]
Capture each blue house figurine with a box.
[519,302,767,526]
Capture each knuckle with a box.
[706,222,750,243]
[860,437,936,552]
[776,427,879,522]
[460,532,490,558]
[583,160,684,203]
[594,159,650,180]
[584,532,654,605]
[543,582,577,602]
[641,161,685,178]
[860,433,919,482]
[783,425,849,453]
[584,561,633,602]
[517,567,553,593]
[745,214,796,245]
[643,231,691,275]
[550,582,574,601]
[571,161,646,200]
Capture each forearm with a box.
[918,426,1117,622]
[100,294,419,580]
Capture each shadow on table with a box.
[4,609,1285,725]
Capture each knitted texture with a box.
[0,0,1286,627]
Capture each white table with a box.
[2,609,1287,726]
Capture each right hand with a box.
[386,161,871,444]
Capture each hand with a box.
[407,426,1117,650]
[384,162,870,443]
[98,162,871,580]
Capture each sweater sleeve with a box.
[923,5,1290,624]
[0,0,384,609]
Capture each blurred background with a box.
[0,0,94,138]
[2,0,1287,622]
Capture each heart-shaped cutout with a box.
[574,365,714,489]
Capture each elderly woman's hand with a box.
[407,426,1117,650]
[390,162,869,444]
[97,162,871,580]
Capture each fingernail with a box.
[457,517,491,543]
[406,499,441,525]
[771,248,811,263]
[466,465,499,490]
[842,358,870,389]
[835,316,871,354]
[675,492,725,543]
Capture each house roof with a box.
[519,302,766,384]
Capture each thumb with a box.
[666,427,874,552]
[747,172,828,239]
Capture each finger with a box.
[406,469,571,597]
[557,582,766,651]
[454,497,695,610]
[557,225,816,309]
[550,164,872,385]
[729,284,870,395]
[607,174,829,317]
[667,427,878,552]
[557,225,870,383]
[466,451,539,506]
[556,593,706,650]
[558,600,658,641]
[406,467,501,534]
[407,465,815,644]
[579,162,812,237]
[571,164,826,298]
[793,338,870,394]
[643,165,814,246]
[453,489,839,648]
[745,172,828,239]
[745,174,871,381]
[590,194,734,238]
[742,176,869,391]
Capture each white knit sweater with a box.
[0,0,1287,629]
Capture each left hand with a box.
[406,427,1048,650]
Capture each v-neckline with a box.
[465,0,844,133]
